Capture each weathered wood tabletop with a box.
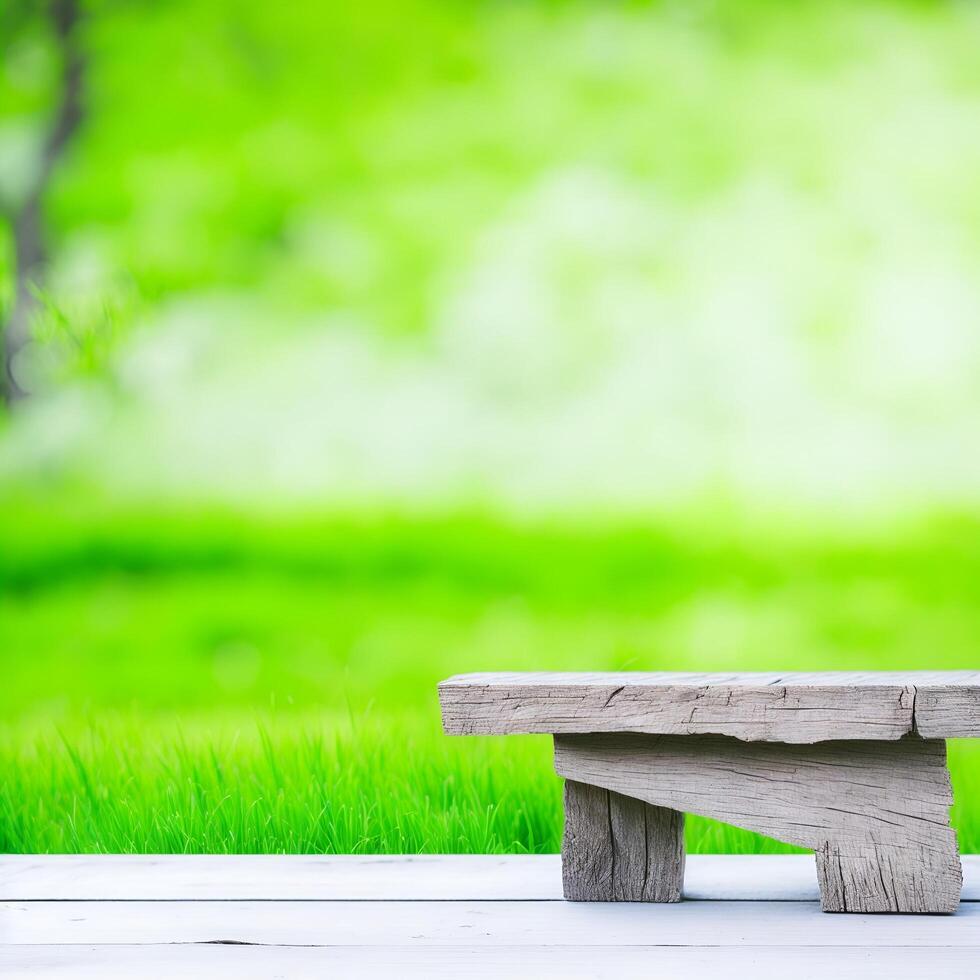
[439,670,980,741]
[440,671,980,914]
[2,854,980,978]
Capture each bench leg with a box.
[555,732,962,913]
[561,779,684,902]
[815,839,962,913]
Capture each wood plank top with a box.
[4,855,980,978]
[6,897,980,947]
[3,854,978,903]
[439,671,980,742]
[5,945,980,980]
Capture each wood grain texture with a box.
[439,671,980,742]
[561,780,684,902]
[916,685,980,738]
[555,732,963,912]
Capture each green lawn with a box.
[2,500,980,853]
[4,0,980,858]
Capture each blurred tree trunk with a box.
[2,0,85,406]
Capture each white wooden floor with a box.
[2,854,979,978]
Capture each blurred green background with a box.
[2,0,980,853]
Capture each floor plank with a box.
[5,855,980,978]
[3,899,978,947]
[3,944,980,980]
[3,854,978,902]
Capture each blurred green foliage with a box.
[4,1,980,854]
[2,501,980,851]
[5,0,980,382]
[5,500,980,719]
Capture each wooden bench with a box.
[439,671,980,913]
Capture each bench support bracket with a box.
[555,732,962,913]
